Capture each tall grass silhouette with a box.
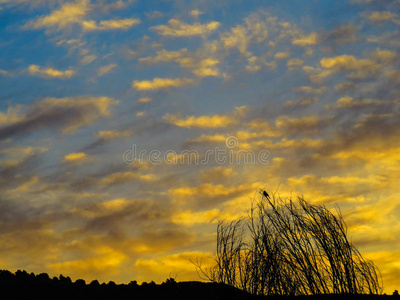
[194,190,382,296]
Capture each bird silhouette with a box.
[263,191,270,199]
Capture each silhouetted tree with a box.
[89,279,100,287]
[128,280,138,287]
[75,278,86,286]
[195,191,383,296]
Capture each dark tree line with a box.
[194,191,383,296]
[0,269,256,300]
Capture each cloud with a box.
[275,115,333,135]
[25,0,90,31]
[364,11,398,23]
[100,172,155,187]
[82,18,140,31]
[64,152,87,163]
[48,245,127,280]
[140,49,221,77]
[137,97,152,103]
[132,77,193,91]
[164,106,247,129]
[164,114,235,129]
[25,0,139,33]
[27,65,75,79]
[329,96,394,109]
[189,9,204,17]
[95,130,132,140]
[97,64,117,77]
[292,32,317,46]
[151,19,220,37]
[284,97,317,108]
[169,183,255,209]
[80,55,97,65]
[139,49,188,65]
[274,51,291,59]
[320,54,381,79]
[0,96,118,140]
[221,14,268,57]
[287,58,304,67]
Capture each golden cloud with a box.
[320,54,381,79]
[64,152,87,162]
[97,64,117,77]
[28,64,75,79]
[163,114,235,129]
[151,19,220,36]
[82,18,140,31]
[132,77,193,91]
[100,172,155,187]
[292,32,318,46]
[25,0,90,31]
[95,130,132,140]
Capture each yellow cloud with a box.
[287,58,304,67]
[101,198,130,210]
[139,49,188,64]
[320,54,380,79]
[292,32,317,46]
[164,106,247,128]
[25,0,139,33]
[332,96,392,109]
[132,77,193,91]
[274,51,291,59]
[100,172,155,186]
[293,86,325,94]
[189,134,228,143]
[140,49,220,77]
[371,48,397,62]
[28,64,74,79]
[48,246,127,280]
[95,130,131,140]
[189,9,204,17]
[151,19,220,36]
[365,11,397,22]
[221,15,268,57]
[97,64,117,77]
[138,97,152,103]
[192,58,220,77]
[64,152,87,162]
[82,18,140,31]
[164,113,235,128]
[26,0,90,30]
[80,55,97,65]
[169,183,252,204]
[172,209,220,226]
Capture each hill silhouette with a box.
[0,269,398,300]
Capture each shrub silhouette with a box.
[194,190,383,296]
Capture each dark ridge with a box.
[0,269,398,300]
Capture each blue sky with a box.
[0,0,400,292]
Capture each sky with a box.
[0,0,400,292]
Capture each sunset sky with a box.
[0,0,400,292]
